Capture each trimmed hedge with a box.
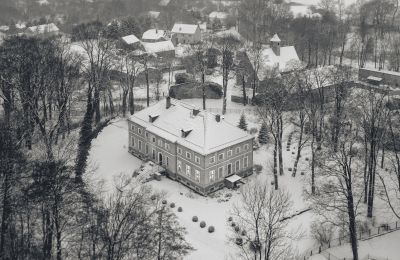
[192,216,198,222]
[169,81,223,99]
[200,221,206,228]
[208,226,215,233]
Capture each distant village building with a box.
[128,97,254,195]
[237,34,300,89]
[159,0,171,7]
[359,67,400,88]
[209,11,229,26]
[142,40,175,59]
[26,23,60,36]
[171,23,201,45]
[0,25,10,32]
[142,29,169,42]
[120,34,142,50]
[147,11,161,20]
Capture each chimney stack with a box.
[166,96,171,109]
[215,114,221,122]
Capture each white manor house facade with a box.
[128,97,254,195]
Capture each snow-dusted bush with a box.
[162,200,167,204]
[192,216,198,222]
[170,202,175,208]
[228,216,233,222]
[231,222,236,227]
[241,230,247,236]
[150,195,157,200]
[200,221,206,228]
[235,237,243,245]
[254,164,263,174]
[311,221,334,246]
[234,226,240,232]
[288,168,292,171]
[178,207,183,212]
[208,226,215,233]
[249,127,258,135]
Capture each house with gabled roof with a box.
[142,29,169,42]
[120,34,142,50]
[171,23,201,45]
[26,23,60,37]
[128,97,254,195]
[236,34,301,90]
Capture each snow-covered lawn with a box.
[310,230,400,260]
[87,114,317,259]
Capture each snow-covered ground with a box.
[87,69,400,259]
[310,230,400,260]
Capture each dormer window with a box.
[149,114,159,123]
[181,128,193,138]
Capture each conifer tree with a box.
[258,122,268,144]
[238,114,248,131]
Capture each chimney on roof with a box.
[215,114,221,122]
[166,96,171,109]
[193,109,200,116]
[270,34,281,56]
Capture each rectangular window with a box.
[227,163,232,175]
[177,160,182,173]
[152,149,156,160]
[195,170,200,182]
[235,160,240,172]
[145,132,149,138]
[186,152,191,159]
[145,144,149,154]
[195,156,200,164]
[209,156,215,164]
[244,144,249,150]
[218,153,224,161]
[138,140,142,150]
[243,156,248,168]
[165,142,170,150]
[152,136,156,143]
[131,136,135,147]
[166,157,169,166]
[158,139,163,147]
[227,149,232,157]
[218,166,224,178]
[131,124,135,131]
[178,147,182,155]
[137,128,142,134]
[186,165,191,176]
[235,147,241,154]
[209,170,215,182]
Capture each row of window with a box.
[177,156,249,183]
[209,143,250,164]
[178,147,201,165]
[131,124,171,152]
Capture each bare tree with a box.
[230,181,295,260]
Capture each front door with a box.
[158,153,163,165]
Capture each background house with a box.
[120,34,142,50]
[26,23,60,37]
[171,23,201,45]
[236,34,301,91]
[142,28,169,42]
[142,40,175,59]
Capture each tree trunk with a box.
[242,75,247,106]
[278,116,284,176]
[202,73,206,110]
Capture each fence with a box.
[302,221,400,260]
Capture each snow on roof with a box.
[0,26,9,32]
[199,22,207,32]
[367,76,383,82]
[270,34,281,42]
[16,23,26,29]
[121,34,140,45]
[159,0,171,6]
[225,174,242,183]
[129,98,253,155]
[209,11,229,20]
[142,40,175,54]
[251,45,300,78]
[142,29,167,41]
[171,23,199,35]
[27,23,59,34]
[148,11,161,19]
[215,28,242,41]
